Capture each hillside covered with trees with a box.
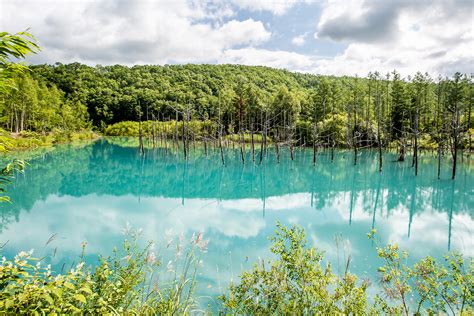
[2,63,471,177]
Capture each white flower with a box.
[76,262,85,271]
[122,222,131,235]
[145,251,156,265]
[14,249,34,263]
[121,255,132,261]
[192,232,209,252]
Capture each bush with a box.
[0,224,471,314]
[225,132,267,143]
[0,226,208,314]
[220,223,369,314]
[104,120,218,140]
[220,225,473,315]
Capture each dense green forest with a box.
[2,62,471,177]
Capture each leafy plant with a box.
[368,229,473,315]
[220,222,369,314]
[0,225,208,314]
[0,159,25,203]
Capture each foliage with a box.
[0,31,39,93]
[0,128,97,151]
[225,132,266,143]
[25,63,472,151]
[220,225,473,315]
[0,74,91,134]
[0,223,472,314]
[0,226,208,314]
[0,159,25,203]
[104,120,217,139]
[220,222,369,314]
[368,229,473,315]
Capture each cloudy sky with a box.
[1,0,473,76]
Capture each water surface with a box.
[1,138,473,305]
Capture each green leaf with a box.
[43,294,54,305]
[64,282,75,290]
[81,286,93,294]
[74,294,87,304]
[5,298,13,309]
[51,287,62,298]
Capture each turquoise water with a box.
[1,138,473,305]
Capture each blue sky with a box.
[1,0,472,76]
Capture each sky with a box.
[1,0,473,76]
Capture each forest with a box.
[1,62,472,178]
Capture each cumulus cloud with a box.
[0,0,471,76]
[220,47,315,72]
[230,0,316,15]
[1,0,271,65]
[313,0,474,76]
[292,33,307,46]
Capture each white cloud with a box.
[312,0,474,76]
[219,47,315,72]
[230,0,315,15]
[0,0,471,76]
[292,33,307,46]
[0,0,271,65]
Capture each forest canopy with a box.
[0,63,472,158]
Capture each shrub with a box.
[220,225,473,315]
[0,226,208,314]
[220,223,369,314]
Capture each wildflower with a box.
[166,235,173,248]
[195,232,203,245]
[81,241,88,248]
[76,262,85,271]
[197,239,209,253]
[192,232,209,252]
[122,222,131,235]
[14,249,34,263]
[121,255,132,261]
[145,251,157,265]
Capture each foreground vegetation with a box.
[0,224,471,315]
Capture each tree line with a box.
[12,63,471,177]
[1,55,472,178]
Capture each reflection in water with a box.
[1,138,473,303]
